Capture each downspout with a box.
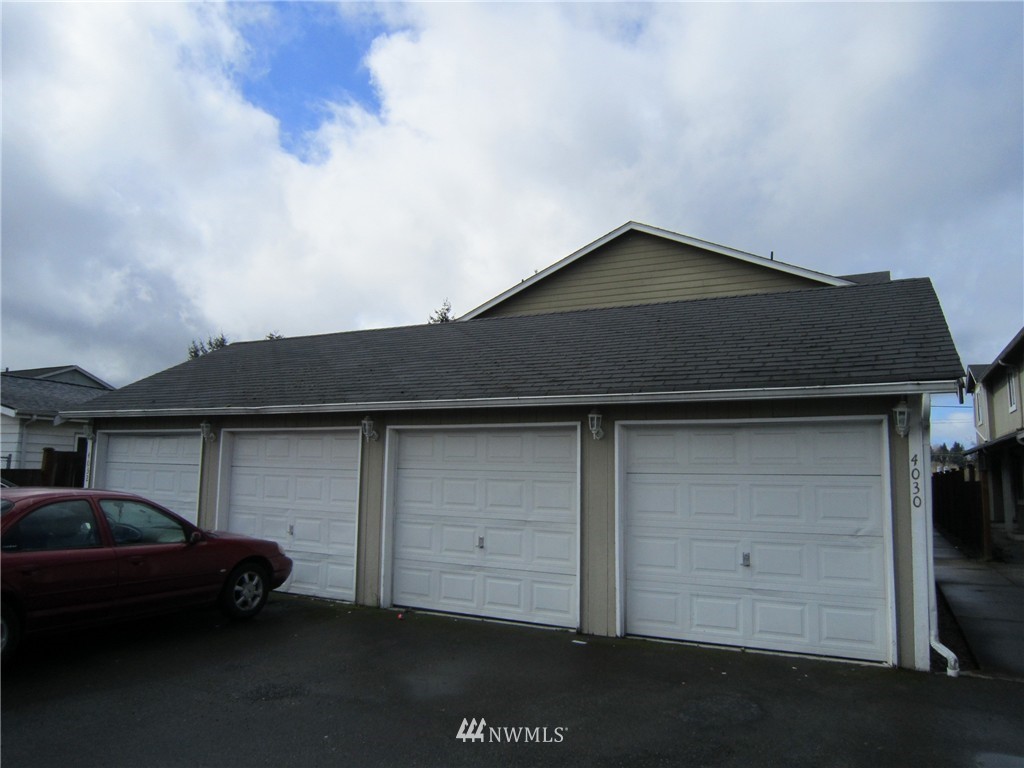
[922,398,960,677]
[17,414,38,470]
[82,423,95,489]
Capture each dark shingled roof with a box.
[2,375,111,416]
[66,278,963,416]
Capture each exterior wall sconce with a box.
[892,400,910,438]
[200,421,217,443]
[83,424,95,440]
[588,410,604,440]
[361,415,379,442]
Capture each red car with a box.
[1,487,292,659]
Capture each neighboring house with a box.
[966,327,1024,540]
[63,222,964,671]
[5,365,114,390]
[1,367,113,482]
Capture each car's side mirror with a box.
[189,530,203,545]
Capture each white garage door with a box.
[391,427,578,628]
[623,421,890,662]
[225,430,360,600]
[97,433,201,522]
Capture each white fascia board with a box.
[1,406,17,418]
[60,380,961,419]
[459,221,852,320]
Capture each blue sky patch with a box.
[236,3,385,157]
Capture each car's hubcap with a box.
[234,573,263,610]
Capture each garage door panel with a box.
[818,604,883,653]
[629,587,681,629]
[288,554,355,598]
[628,474,883,535]
[627,581,888,661]
[393,562,577,624]
[817,542,884,590]
[691,538,743,577]
[624,422,889,662]
[107,434,201,465]
[751,541,806,580]
[262,515,292,541]
[99,434,200,523]
[226,430,359,601]
[752,600,809,644]
[625,424,882,476]
[691,594,744,638]
[629,529,884,597]
[395,519,576,576]
[398,430,576,473]
[233,432,357,468]
[398,471,575,524]
[392,428,578,628]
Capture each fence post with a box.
[40,447,56,487]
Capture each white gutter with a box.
[62,380,961,420]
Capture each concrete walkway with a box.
[935,529,1024,680]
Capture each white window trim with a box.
[1009,370,1019,413]
[974,390,985,426]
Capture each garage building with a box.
[64,222,964,670]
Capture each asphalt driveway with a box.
[2,595,1023,768]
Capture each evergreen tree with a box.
[429,299,453,324]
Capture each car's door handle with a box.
[127,556,145,565]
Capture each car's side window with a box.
[1,500,102,552]
[99,500,187,546]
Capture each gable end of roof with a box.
[460,222,852,320]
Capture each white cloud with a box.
[2,2,1020,388]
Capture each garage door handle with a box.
[477,536,485,549]
[741,552,750,567]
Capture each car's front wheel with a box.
[220,562,270,620]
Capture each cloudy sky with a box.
[3,2,1021,447]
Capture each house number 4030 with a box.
[910,453,924,508]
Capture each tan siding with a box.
[580,415,616,636]
[357,420,385,606]
[888,408,915,668]
[988,365,1024,440]
[478,232,823,318]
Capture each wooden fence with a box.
[0,448,85,489]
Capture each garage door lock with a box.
[741,552,751,567]
[477,536,485,549]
